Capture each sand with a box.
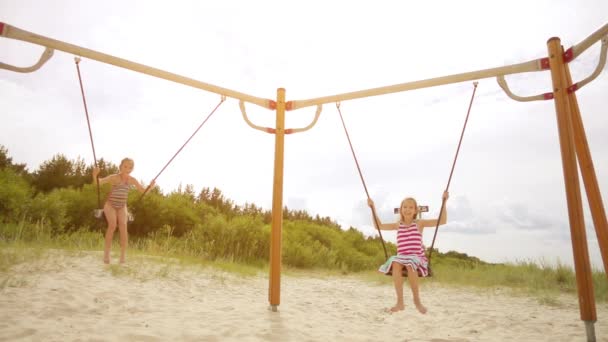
[0,250,606,341]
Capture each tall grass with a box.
[1,220,606,303]
[428,259,607,302]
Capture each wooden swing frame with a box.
[1,21,607,340]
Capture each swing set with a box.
[74,57,226,222]
[1,21,607,340]
[336,82,479,278]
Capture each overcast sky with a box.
[1,0,607,270]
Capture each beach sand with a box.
[0,250,606,342]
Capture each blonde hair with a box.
[399,197,418,222]
[120,158,134,167]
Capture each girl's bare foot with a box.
[119,258,126,264]
[386,303,405,313]
[103,257,110,264]
[414,302,427,314]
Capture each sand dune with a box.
[0,250,606,341]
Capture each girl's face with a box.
[120,161,134,174]
[401,199,417,220]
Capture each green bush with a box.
[0,221,52,243]
[128,191,165,236]
[28,191,68,231]
[159,192,202,236]
[0,168,32,222]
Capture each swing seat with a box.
[93,209,135,222]
[386,264,433,278]
[93,209,104,219]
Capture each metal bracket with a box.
[568,36,608,93]
[0,47,54,73]
[239,100,322,134]
[496,75,554,102]
[497,36,607,102]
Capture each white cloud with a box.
[1,0,607,270]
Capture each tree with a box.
[32,154,118,193]
[32,154,74,192]
[0,145,29,176]
[197,187,211,203]
[89,158,118,177]
[199,187,234,214]
[173,183,196,202]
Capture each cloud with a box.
[497,202,555,231]
[1,0,607,270]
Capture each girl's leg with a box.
[405,265,427,314]
[103,203,118,264]
[116,206,128,263]
[390,261,405,312]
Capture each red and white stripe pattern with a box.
[397,223,424,256]
[378,222,429,277]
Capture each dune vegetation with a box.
[1,145,606,303]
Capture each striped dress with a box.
[378,222,429,277]
[107,178,131,209]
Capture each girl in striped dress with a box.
[368,191,449,314]
[92,158,154,264]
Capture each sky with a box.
[1,0,607,270]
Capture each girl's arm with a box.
[418,191,449,229]
[367,198,399,230]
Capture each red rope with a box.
[336,82,479,272]
[74,57,101,209]
[336,102,389,259]
[428,82,479,265]
[142,97,226,197]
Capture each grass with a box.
[106,259,174,281]
[0,244,47,273]
[1,221,606,305]
[0,245,46,291]
[0,275,28,290]
[424,259,607,304]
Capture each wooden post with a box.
[564,64,608,277]
[547,38,597,336]
[269,88,286,311]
